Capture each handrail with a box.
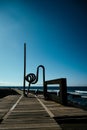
[44,78,67,105]
[44,78,66,84]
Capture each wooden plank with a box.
[0,94,61,130]
[0,95,20,121]
[1,93,87,130]
[38,95,87,130]
[39,96,87,117]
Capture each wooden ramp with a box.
[0,94,61,130]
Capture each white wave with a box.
[81,96,87,98]
[75,90,87,94]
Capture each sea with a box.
[0,86,87,108]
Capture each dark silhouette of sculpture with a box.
[25,65,45,95]
[23,43,67,105]
[23,43,45,96]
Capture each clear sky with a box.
[0,0,87,86]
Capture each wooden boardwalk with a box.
[38,95,87,130]
[0,95,20,121]
[0,94,61,130]
[0,93,87,130]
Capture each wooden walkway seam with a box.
[35,95,54,118]
[2,95,23,121]
[0,91,87,130]
[0,94,62,130]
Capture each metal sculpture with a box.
[25,65,45,95]
[23,43,45,96]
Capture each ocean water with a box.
[0,86,87,107]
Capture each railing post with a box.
[60,78,67,105]
[44,82,47,99]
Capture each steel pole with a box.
[23,43,26,96]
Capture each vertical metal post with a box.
[23,43,26,96]
[60,78,67,105]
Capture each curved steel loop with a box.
[25,73,36,84]
[36,65,45,85]
[25,65,45,85]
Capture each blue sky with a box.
[0,0,87,86]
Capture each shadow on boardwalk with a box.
[0,88,20,98]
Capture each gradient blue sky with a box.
[0,0,87,86]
